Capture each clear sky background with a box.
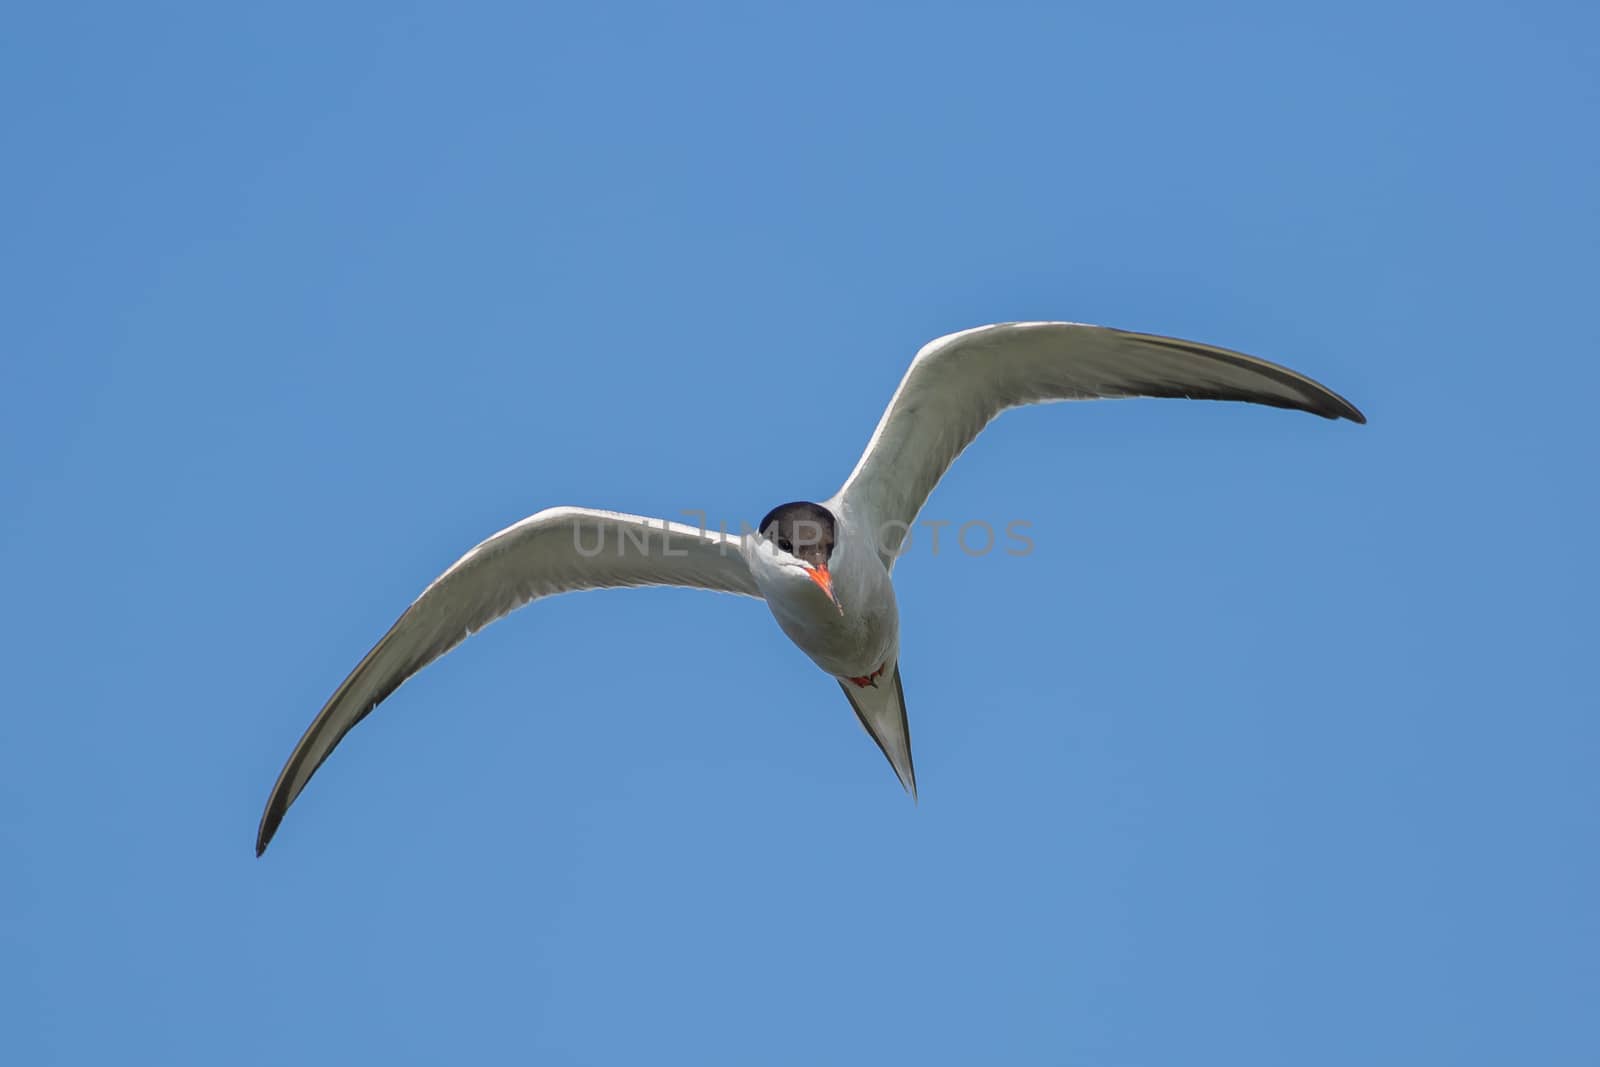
[3,2,1596,1064]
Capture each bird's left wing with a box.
[256,506,757,855]
[832,321,1365,568]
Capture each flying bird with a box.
[256,321,1364,854]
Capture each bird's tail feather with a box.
[837,663,917,799]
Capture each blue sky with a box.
[3,2,1596,1063]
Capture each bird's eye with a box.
[777,537,793,554]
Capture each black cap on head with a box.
[758,501,836,569]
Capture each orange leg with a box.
[848,662,887,689]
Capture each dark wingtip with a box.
[1323,393,1367,424]
[1302,392,1364,424]
[255,803,282,858]
[1304,384,1365,425]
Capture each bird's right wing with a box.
[257,506,757,854]
[833,321,1365,568]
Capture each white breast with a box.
[744,515,899,679]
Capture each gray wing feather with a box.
[256,506,758,854]
[834,322,1365,567]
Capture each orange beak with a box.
[806,564,843,614]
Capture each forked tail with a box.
[836,663,917,799]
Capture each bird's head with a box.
[751,501,841,614]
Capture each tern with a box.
[256,321,1364,855]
